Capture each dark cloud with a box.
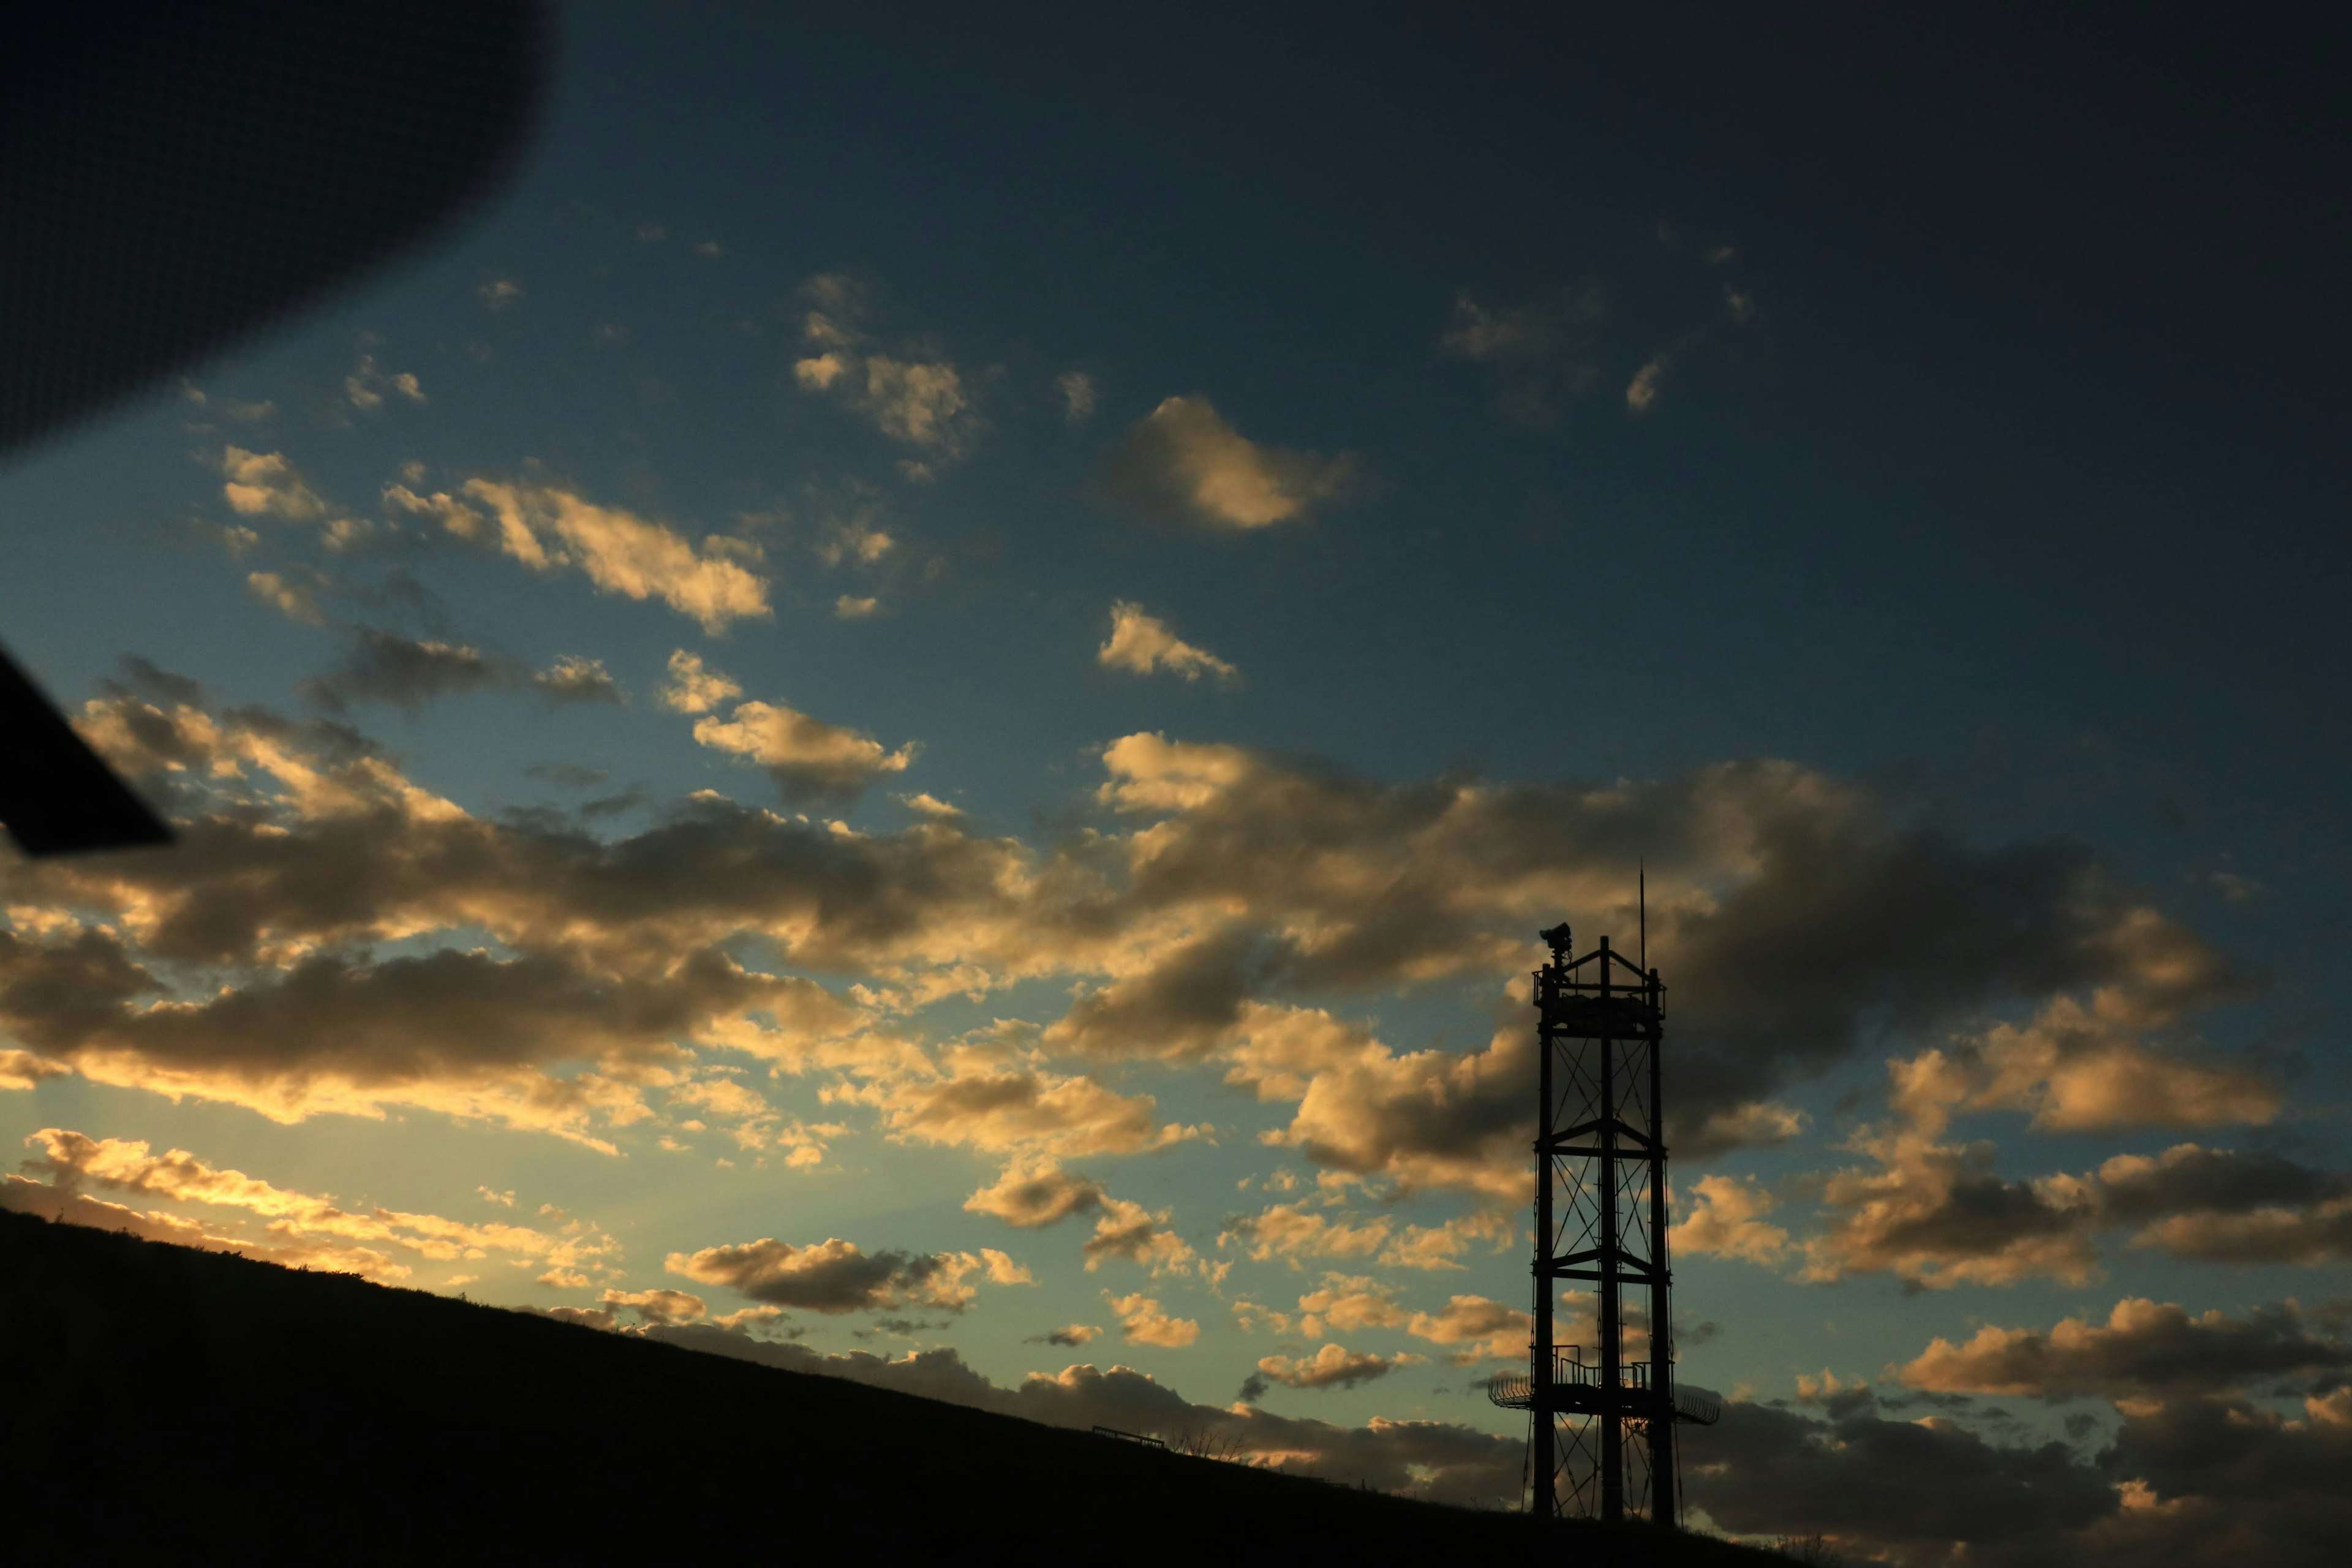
[2097,1147,2346,1225]
[665,1237,971,1315]
[963,1164,1106,1228]
[1684,1392,2116,1554]
[1901,1297,2352,1402]
[639,1330,1520,1505]
[301,628,507,712]
[1044,924,1266,1060]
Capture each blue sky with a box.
[4,7,2348,1558]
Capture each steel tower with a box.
[1488,917,1714,1525]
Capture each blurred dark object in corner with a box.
[0,0,546,855]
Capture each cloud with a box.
[1,1048,72,1091]
[1375,1212,1515,1272]
[1104,1291,1199,1348]
[963,1162,1107,1228]
[1220,1202,1391,1265]
[1625,352,1669,412]
[794,353,848,390]
[1057,371,1098,423]
[1095,397,1355,529]
[644,1330,1521,1504]
[433,480,771,633]
[1,1173,408,1278]
[788,274,980,454]
[0,921,850,1149]
[1800,1132,2352,1290]
[1900,1297,2352,1401]
[815,520,892,565]
[1254,1343,1423,1390]
[656,650,742,715]
[1030,1323,1101,1346]
[1404,1294,1529,1363]
[666,1236,982,1314]
[1080,1197,1198,1277]
[1800,1125,2101,1289]
[1068,736,2266,1185]
[690,699,918,804]
[303,629,503,711]
[855,358,973,450]
[219,447,328,519]
[7,1127,608,1280]
[834,595,880,620]
[344,355,426,412]
[1438,285,1608,423]
[1098,602,1239,684]
[245,571,327,625]
[532,656,621,706]
[478,279,522,311]
[1667,1174,1790,1265]
[1683,1389,2117,1558]
[5,679,2269,1212]
[837,1054,1203,1165]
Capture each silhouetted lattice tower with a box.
[1488,913,1716,1526]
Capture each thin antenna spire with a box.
[1639,861,1647,973]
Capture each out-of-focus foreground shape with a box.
[0,0,547,462]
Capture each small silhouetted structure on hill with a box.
[1489,908,1717,1526]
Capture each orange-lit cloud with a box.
[1095,397,1354,529]
[1254,1342,1424,1390]
[1104,1291,1199,1347]
[1098,602,1238,684]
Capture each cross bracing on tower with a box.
[1488,916,1716,1528]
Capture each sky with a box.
[3,6,2349,1559]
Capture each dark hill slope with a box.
[2,1209,1778,1564]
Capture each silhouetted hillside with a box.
[2,1208,1785,1562]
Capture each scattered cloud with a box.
[789,274,981,455]
[1098,601,1238,684]
[963,1162,1107,1228]
[656,649,742,714]
[246,570,326,625]
[303,629,502,711]
[1626,352,1669,413]
[344,355,426,413]
[1081,1197,1199,1277]
[1095,397,1355,529]
[403,480,771,633]
[533,655,622,706]
[220,447,328,520]
[1667,1174,1790,1265]
[690,696,918,803]
[1254,1342,1423,1390]
[1030,1323,1101,1346]
[1438,285,1607,423]
[1057,371,1098,423]
[1104,1291,1199,1347]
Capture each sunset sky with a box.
[4,8,2348,1559]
